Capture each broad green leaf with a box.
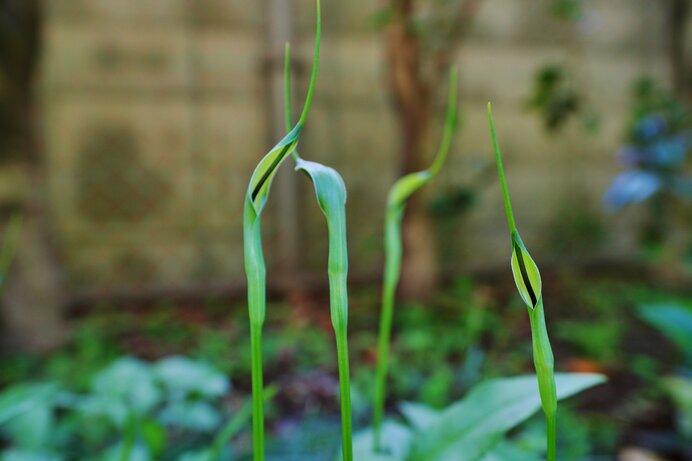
[91,357,161,419]
[158,401,221,432]
[408,373,605,461]
[348,421,412,461]
[399,402,439,431]
[480,440,541,461]
[0,383,57,426]
[637,303,692,357]
[1,449,62,461]
[662,376,692,439]
[154,356,229,398]
[101,443,150,461]
[2,405,53,449]
[510,238,542,310]
[246,124,301,216]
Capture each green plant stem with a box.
[488,102,557,461]
[528,299,557,461]
[298,0,321,127]
[487,102,517,236]
[284,24,352,458]
[547,412,557,461]
[249,325,265,461]
[335,328,353,461]
[244,200,267,461]
[372,69,458,452]
[373,207,403,450]
[325,187,353,461]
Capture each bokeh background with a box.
[0,0,690,460]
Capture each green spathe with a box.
[285,38,353,459]
[487,102,558,461]
[373,68,459,451]
[510,234,542,309]
[243,2,321,460]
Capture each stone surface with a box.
[38,0,667,291]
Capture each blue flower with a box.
[604,170,662,210]
[633,113,667,141]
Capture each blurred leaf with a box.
[480,440,541,461]
[158,401,221,432]
[408,373,605,461]
[140,419,166,457]
[91,358,161,417]
[2,405,53,449]
[154,356,229,398]
[0,449,62,461]
[662,376,692,439]
[400,402,439,431]
[101,443,150,461]
[637,303,692,358]
[349,422,412,461]
[0,383,57,425]
[176,450,213,461]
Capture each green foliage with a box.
[352,373,604,461]
[637,303,692,359]
[0,357,239,461]
[527,64,597,134]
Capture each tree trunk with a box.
[0,0,68,352]
[669,0,691,103]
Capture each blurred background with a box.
[0,0,690,460]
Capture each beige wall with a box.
[41,0,677,292]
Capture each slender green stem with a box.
[529,299,557,461]
[325,193,353,461]
[250,325,265,461]
[119,411,136,461]
[429,68,459,176]
[487,102,517,236]
[298,0,321,127]
[335,328,353,461]
[284,43,296,151]
[373,69,458,451]
[373,209,403,450]
[488,106,557,461]
[547,413,557,461]
[244,201,267,461]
